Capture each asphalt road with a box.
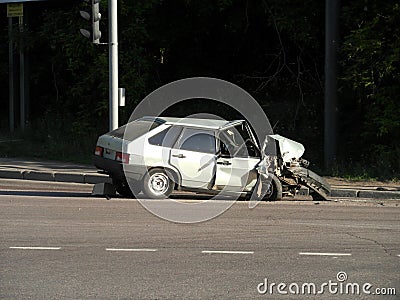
[0,179,399,299]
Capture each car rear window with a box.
[148,126,183,147]
[108,119,163,141]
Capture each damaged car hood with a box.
[267,134,305,163]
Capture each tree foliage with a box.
[340,0,400,177]
[0,0,398,178]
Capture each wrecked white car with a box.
[93,117,330,200]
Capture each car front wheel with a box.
[258,174,283,201]
[142,168,173,199]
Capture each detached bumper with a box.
[289,166,331,199]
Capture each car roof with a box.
[140,116,245,130]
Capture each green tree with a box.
[340,1,400,177]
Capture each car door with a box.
[170,127,217,189]
[214,122,261,192]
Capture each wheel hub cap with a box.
[149,173,169,195]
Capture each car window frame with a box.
[173,127,217,154]
[217,122,261,158]
[147,125,183,148]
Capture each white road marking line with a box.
[202,250,254,254]
[9,246,61,250]
[106,248,157,252]
[299,252,352,256]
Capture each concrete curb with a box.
[0,170,24,180]
[358,190,400,199]
[54,173,85,184]
[84,174,112,184]
[331,188,400,200]
[0,169,111,184]
[24,171,55,182]
[331,189,358,198]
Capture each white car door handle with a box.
[217,160,231,166]
[172,154,186,158]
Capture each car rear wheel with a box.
[142,168,173,199]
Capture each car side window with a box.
[148,126,182,148]
[176,128,216,154]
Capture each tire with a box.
[113,179,141,198]
[261,174,283,201]
[142,168,174,199]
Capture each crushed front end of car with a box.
[258,135,331,200]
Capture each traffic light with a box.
[80,0,101,44]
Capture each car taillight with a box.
[94,146,103,156]
[115,152,130,164]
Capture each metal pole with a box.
[324,0,339,170]
[109,0,118,131]
[25,4,30,126]
[19,15,25,131]
[8,17,14,132]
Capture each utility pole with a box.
[19,15,25,131]
[109,0,118,131]
[8,17,14,132]
[324,0,339,170]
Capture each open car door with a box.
[213,122,260,193]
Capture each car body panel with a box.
[214,157,259,192]
[170,127,217,189]
[170,149,216,189]
[96,135,125,159]
[268,134,305,162]
[125,124,182,182]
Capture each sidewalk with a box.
[0,157,399,200]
